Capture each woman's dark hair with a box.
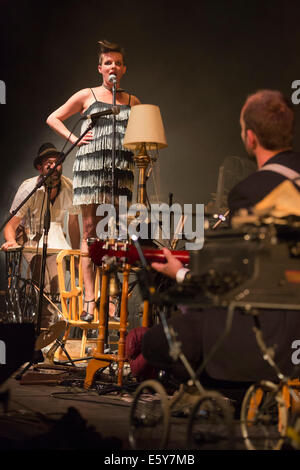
[98,40,125,64]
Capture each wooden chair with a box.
[56,249,119,361]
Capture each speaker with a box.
[0,323,35,385]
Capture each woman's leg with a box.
[80,204,100,318]
[80,203,120,320]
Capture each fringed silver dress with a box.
[73,92,134,206]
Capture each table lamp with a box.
[123,104,167,205]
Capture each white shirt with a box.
[176,267,190,283]
[10,175,80,232]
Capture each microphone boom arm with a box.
[0,119,99,233]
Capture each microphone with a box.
[109,74,117,84]
[83,105,120,120]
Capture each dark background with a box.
[0,0,300,288]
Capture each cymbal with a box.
[35,320,67,350]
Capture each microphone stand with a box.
[2,118,103,379]
[36,185,51,338]
[15,185,52,378]
[102,80,117,351]
[111,80,117,212]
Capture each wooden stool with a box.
[84,262,150,388]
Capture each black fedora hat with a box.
[34,143,61,169]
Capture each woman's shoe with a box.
[80,299,95,322]
[94,296,119,321]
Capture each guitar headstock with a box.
[88,239,139,266]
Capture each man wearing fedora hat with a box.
[2,142,81,328]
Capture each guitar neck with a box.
[142,249,190,264]
[88,240,190,266]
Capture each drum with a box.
[1,245,63,324]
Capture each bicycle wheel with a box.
[129,379,171,450]
[286,409,300,449]
[187,391,235,450]
[240,381,288,450]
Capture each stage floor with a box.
[0,361,294,454]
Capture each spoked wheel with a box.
[240,381,288,450]
[286,409,300,450]
[129,379,171,450]
[187,391,235,450]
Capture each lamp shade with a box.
[123,104,167,150]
